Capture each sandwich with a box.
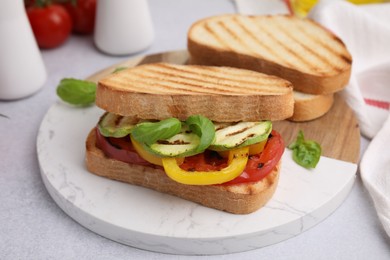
[187,14,352,121]
[85,62,294,214]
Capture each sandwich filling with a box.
[95,112,284,186]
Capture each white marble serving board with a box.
[37,102,357,255]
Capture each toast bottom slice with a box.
[85,129,280,214]
[289,91,334,122]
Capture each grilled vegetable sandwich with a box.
[187,14,352,121]
[85,63,294,214]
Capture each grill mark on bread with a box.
[340,54,352,64]
[194,15,351,76]
[234,16,295,68]
[205,16,294,68]
[213,20,248,52]
[218,20,240,41]
[108,74,208,94]
[150,63,290,94]
[272,17,336,74]
[97,63,294,121]
[104,64,291,95]
[141,68,246,93]
[123,70,259,95]
[217,19,259,57]
[296,19,352,66]
[138,69,280,95]
[152,63,266,85]
[204,23,231,50]
[98,63,292,102]
[267,16,350,72]
[329,36,352,64]
[253,17,317,73]
[294,19,352,71]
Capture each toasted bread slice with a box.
[96,63,294,122]
[85,128,280,214]
[188,14,352,95]
[289,91,334,122]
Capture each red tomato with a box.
[27,4,72,49]
[63,0,96,34]
[180,151,228,172]
[24,0,36,7]
[222,130,285,185]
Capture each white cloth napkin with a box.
[308,1,390,238]
[360,110,390,237]
[308,1,390,138]
[234,0,390,237]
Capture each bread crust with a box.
[188,51,350,95]
[95,63,294,122]
[96,83,293,122]
[85,128,280,214]
[187,14,352,95]
[289,91,334,122]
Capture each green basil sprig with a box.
[185,115,215,154]
[56,78,96,106]
[288,130,321,169]
[131,118,182,145]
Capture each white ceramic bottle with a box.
[94,0,154,55]
[0,0,47,100]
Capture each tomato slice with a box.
[222,130,284,185]
[179,150,228,171]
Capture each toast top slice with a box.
[98,62,292,95]
[96,63,294,122]
[188,14,352,78]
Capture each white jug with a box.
[0,0,47,100]
[94,0,154,55]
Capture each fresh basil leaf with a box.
[288,130,321,169]
[112,67,128,74]
[131,118,182,145]
[56,78,96,106]
[185,115,215,154]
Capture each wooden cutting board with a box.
[88,50,360,164]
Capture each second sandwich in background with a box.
[187,14,352,121]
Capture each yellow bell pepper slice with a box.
[131,135,184,166]
[248,139,267,155]
[131,135,164,166]
[162,146,249,185]
[217,139,267,158]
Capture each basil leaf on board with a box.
[131,118,182,145]
[56,78,96,106]
[185,115,215,154]
[288,130,321,169]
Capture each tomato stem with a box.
[34,0,50,7]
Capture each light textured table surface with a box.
[1,0,389,259]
